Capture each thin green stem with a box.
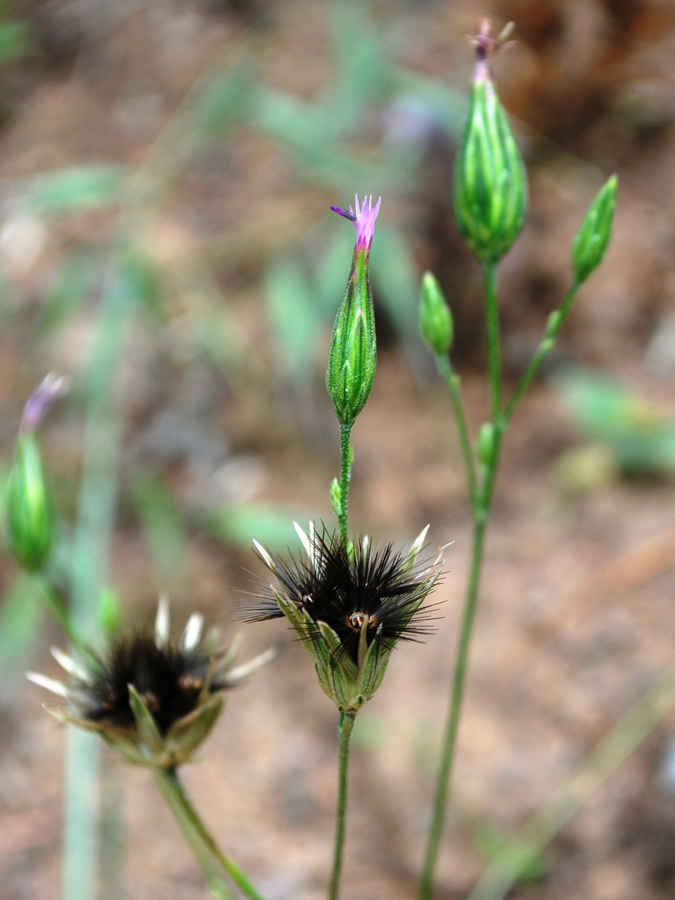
[420,262,507,900]
[419,516,487,899]
[482,263,502,421]
[504,283,580,425]
[154,767,266,900]
[338,424,353,544]
[436,356,477,509]
[329,712,357,900]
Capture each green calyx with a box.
[419,271,454,356]
[275,592,392,715]
[571,175,618,284]
[454,75,527,264]
[326,251,377,428]
[7,431,54,572]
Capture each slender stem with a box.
[482,263,502,421]
[338,424,353,544]
[504,282,580,424]
[154,767,267,900]
[420,262,507,900]
[436,356,478,509]
[467,661,675,900]
[419,516,487,899]
[329,712,357,900]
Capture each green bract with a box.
[419,271,454,356]
[7,431,54,572]
[571,175,618,284]
[454,71,527,263]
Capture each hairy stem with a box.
[329,712,357,900]
[338,424,353,544]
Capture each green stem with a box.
[329,712,357,900]
[504,282,580,425]
[154,767,266,900]
[420,263,507,900]
[436,356,478,509]
[338,424,353,544]
[482,263,502,421]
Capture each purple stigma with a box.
[21,373,69,432]
[331,194,382,250]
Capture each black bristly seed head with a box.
[242,524,444,714]
[79,635,219,735]
[28,600,275,768]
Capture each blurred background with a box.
[1,0,675,898]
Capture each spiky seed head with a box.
[242,526,443,714]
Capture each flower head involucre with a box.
[28,599,274,769]
[242,526,443,714]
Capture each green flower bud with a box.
[454,26,527,264]
[571,175,618,284]
[327,196,380,428]
[419,271,454,356]
[7,431,53,572]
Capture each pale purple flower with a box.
[21,373,69,432]
[331,194,381,252]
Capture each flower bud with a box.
[419,271,454,356]
[7,431,53,572]
[454,23,527,263]
[571,175,618,284]
[327,195,380,428]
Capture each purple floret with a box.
[331,194,381,251]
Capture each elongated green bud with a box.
[454,22,527,263]
[7,431,53,571]
[420,271,454,356]
[327,195,380,427]
[6,374,67,572]
[571,175,618,284]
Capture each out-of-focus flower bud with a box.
[6,375,68,572]
[419,271,454,356]
[454,21,527,264]
[7,431,53,572]
[326,195,380,428]
[571,175,618,285]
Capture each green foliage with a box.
[555,368,675,475]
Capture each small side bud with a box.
[477,422,496,465]
[454,21,527,263]
[571,175,618,284]
[419,272,454,356]
[7,431,53,571]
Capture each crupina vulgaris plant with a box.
[245,195,445,900]
[418,20,618,900]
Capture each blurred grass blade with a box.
[206,503,311,551]
[19,166,126,214]
[132,474,187,590]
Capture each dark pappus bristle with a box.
[243,529,441,666]
[76,635,222,735]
